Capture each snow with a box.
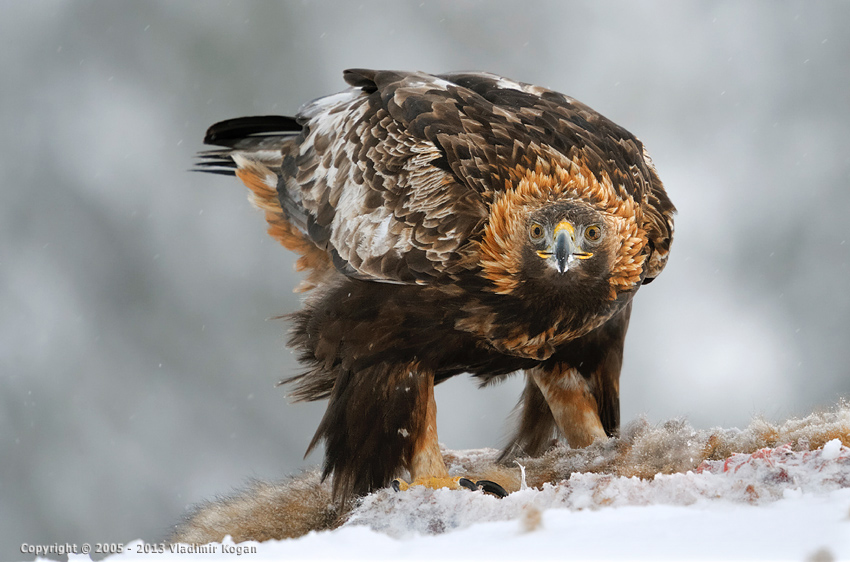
[57,490,850,561]
[824,438,843,461]
[34,434,850,562]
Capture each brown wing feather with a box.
[201,70,674,292]
[639,150,675,283]
[277,70,498,285]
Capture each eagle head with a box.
[525,203,606,276]
[514,201,625,317]
[478,160,648,308]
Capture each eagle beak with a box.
[554,229,570,274]
[551,220,593,274]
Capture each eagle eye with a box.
[529,223,545,240]
[585,224,602,242]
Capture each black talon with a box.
[475,479,508,498]
[457,478,508,498]
[391,479,401,492]
[458,478,478,491]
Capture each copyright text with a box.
[21,542,258,556]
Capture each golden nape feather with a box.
[192,69,676,506]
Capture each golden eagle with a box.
[197,69,675,502]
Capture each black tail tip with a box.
[204,115,302,147]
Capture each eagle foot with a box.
[391,476,463,492]
[391,476,507,498]
[458,478,508,498]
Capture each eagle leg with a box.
[502,305,630,456]
[308,362,446,503]
[392,380,464,493]
[498,375,559,462]
[406,379,449,481]
[392,379,509,497]
[528,364,608,448]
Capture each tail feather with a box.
[204,115,302,147]
[195,115,332,292]
[193,150,239,175]
[194,115,302,174]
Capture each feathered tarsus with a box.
[198,69,675,502]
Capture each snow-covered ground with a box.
[63,489,849,561]
[37,436,850,562]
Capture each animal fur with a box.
[169,403,850,544]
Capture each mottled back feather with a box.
[206,69,675,289]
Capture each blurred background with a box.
[2,0,848,558]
